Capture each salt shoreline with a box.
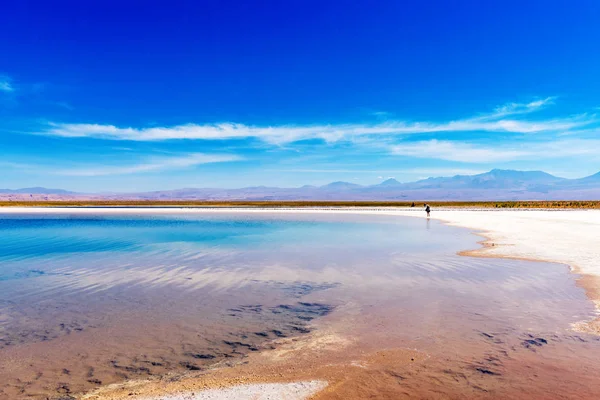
[140,380,328,400]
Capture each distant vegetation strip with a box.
[1,200,599,209]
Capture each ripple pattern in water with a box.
[0,212,598,399]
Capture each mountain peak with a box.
[488,168,544,175]
[321,181,362,189]
[378,178,402,187]
[578,171,600,181]
[481,169,562,181]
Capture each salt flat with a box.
[148,381,327,400]
[394,209,600,278]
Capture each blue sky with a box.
[1,1,600,192]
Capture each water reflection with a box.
[0,212,597,399]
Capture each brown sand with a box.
[81,300,600,400]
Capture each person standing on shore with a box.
[424,203,431,218]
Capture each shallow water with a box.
[0,212,598,399]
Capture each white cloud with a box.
[273,168,486,176]
[400,168,488,176]
[486,97,556,119]
[40,98,597,143]
[0,77,14,92]
[45,121,432,143]
[371,111,393,118]
[391,139,600,163]
[43,115,594,143]
[391,140,530,162]
[537,138,600,157]
[54,153,242,176]
[0,160,34,170]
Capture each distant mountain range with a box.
[0,187,76,195]
[2,169,600,201]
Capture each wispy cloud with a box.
[55,153,242,176]
[391,140,529,163]
[391,138,600,163]
[0,75,14,92]
[0,160,35,170]
[485,97,556,119]
[271,168,486,175]
[39,98,597,143]
[370,110,393,118]
[54,101,74,110]
[399,168,489,177]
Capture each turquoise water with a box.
[0,211,590,312]
[0,213,440,258]
[0,213,463,285]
